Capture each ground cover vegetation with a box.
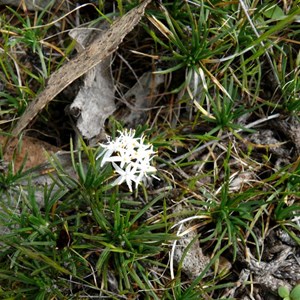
[0,0,299,299]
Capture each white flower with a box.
[96,129,158,191]
[112,163,139,192]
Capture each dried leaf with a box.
[10,0,152,139]
[69,25,115,139]
[122,72,164,127]
[0,136,59,170]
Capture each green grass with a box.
[0,0,300,299]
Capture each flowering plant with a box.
[96,129,158,192]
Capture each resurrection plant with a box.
[96,129,158,192]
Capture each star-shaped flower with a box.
[96,129,157,191]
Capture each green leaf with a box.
[278,286,290,298]
[263,4,285,20]
[250,6,300,48]
[15,246,71,275]
[290,284,300,300]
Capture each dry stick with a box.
[10,0,152,140]
[160,113,281,167]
